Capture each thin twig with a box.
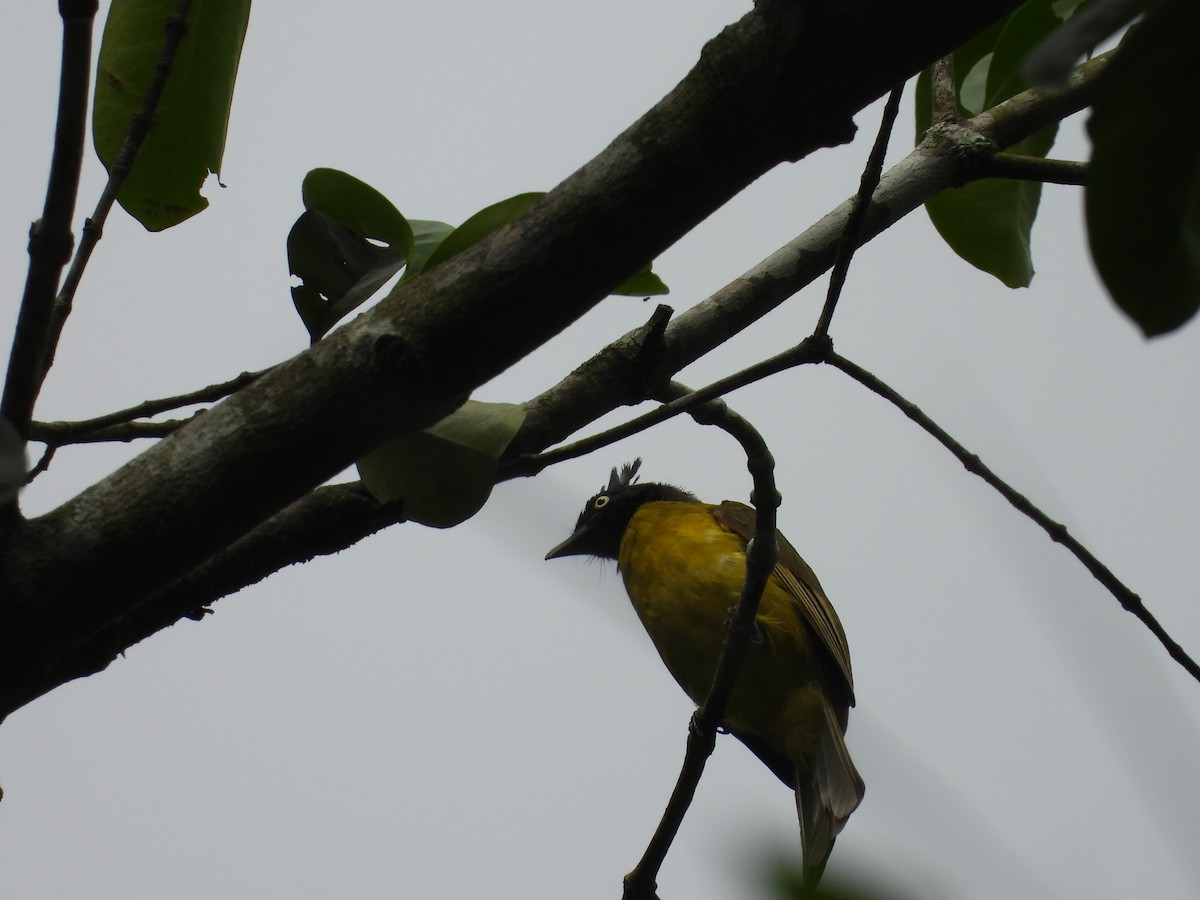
[26,445,57,484]
[976,154,1088,185]
[623,384,779,900]
[1,1,98,452]
[42,0,194,382]
[930,54,959,123]
[32,417,196,446]
[29,367,267,447]
[524,327,1200,689]
[814,84,904,338]
[510,336,831,478]
[505,54,1113,472]
[825,351,1200,685]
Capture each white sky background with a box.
[2,2,1199,898]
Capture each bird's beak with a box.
[545,525,591,560]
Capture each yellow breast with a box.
[617,501,820,749]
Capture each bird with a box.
[546,459,863,884]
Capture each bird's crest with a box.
[606,458,642,494]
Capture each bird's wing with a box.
[714,501,855,703]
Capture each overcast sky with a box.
[2,3,1199,898]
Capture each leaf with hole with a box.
[288,168,414,342]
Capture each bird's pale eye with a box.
[593,495,610,509]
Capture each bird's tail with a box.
[795,701,865,885]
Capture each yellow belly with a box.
[617,501,823,757]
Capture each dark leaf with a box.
[288,210,407,343]
[1087,0,1200,335]
[288,169,414,342]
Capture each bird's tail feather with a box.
[796,701,865,885]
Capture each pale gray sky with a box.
[2,3,1198,898]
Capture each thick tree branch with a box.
[0,0,1027,718]
[1,483,406,714]
[506,52,1109,464]
[24,27,1103,700]
[10,16,1095,705]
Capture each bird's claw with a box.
[725,606,765,643]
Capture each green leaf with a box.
[925,123,1057,289]
[357,401,527,528]
[984,0,1063,107]
[916,0,1066,287]
[93,0,251,231]
[288,169,414,342]
[1087,0,1200,335]
[418,192,545,274]
[612,264,670,296]
[958,54,993,115]
[1025,0,1141,86]
[301,168,414,254]
[0,416,26,504]
[288,211,407,343]
[403,219,455,279]
[914,16,1009,134]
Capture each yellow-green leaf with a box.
[357,401,526,528]
[417,193,545,275]
[93,0,251,230]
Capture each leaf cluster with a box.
[914,0,1200,335]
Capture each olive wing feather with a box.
[713,501,855,704]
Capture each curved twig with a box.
[622,383,779,900]
[825,351,1200,685]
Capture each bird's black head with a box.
[545,459,699,561]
